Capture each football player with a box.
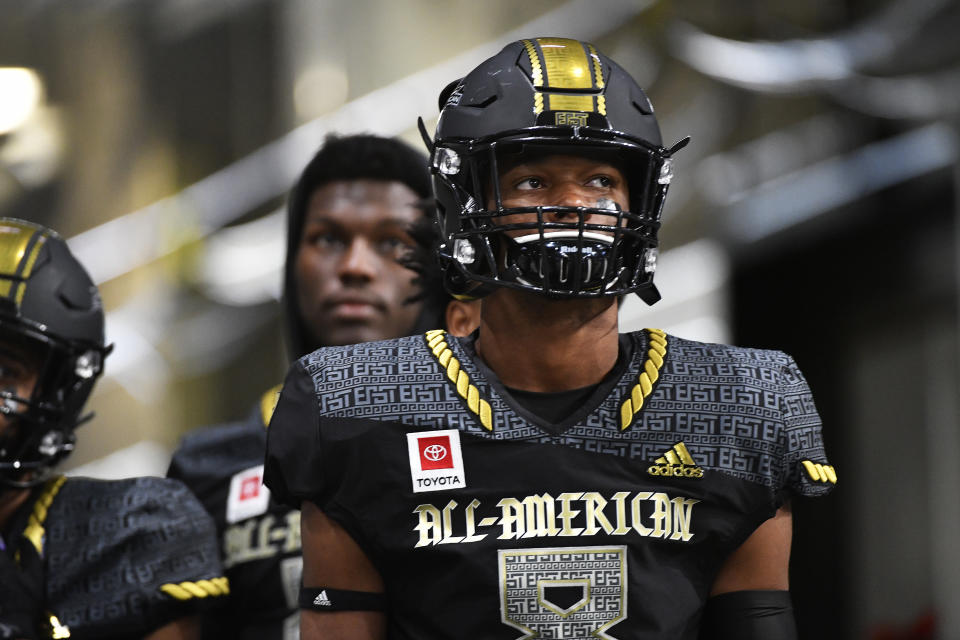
[167,134,479,640]
[264,38,835,639]
[0,218,226,640]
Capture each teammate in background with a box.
[264,38,836,639]
[0,219,226,640]
[167,134,478,640]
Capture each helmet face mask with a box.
[427,37,686,303]
[0,219,110,489]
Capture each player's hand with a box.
[0,549,41,639]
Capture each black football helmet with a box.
[0,219,111,488]
[421,37,688,302]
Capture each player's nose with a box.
[549,182,592,223]
[338,237,380,282]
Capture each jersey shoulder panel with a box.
[167,408,267,495]
[303,331,613,437]
[265,334,482,510]
[651,334,834,498]
[302,334,466,427]
[44,476,227,638]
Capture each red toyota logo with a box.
[423,444,447,462]
[418,436,455,470]
[239,475,260,501]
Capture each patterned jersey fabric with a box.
[264,329,835,639]
[5,476,226,639]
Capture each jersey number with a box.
[498,545,627,639]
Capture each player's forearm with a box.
[301,610,386,640]
[142,616,200,640]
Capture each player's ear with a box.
[445,300,481,337]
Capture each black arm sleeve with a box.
[299,587,385,612]
[699,590,797,640]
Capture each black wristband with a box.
[299,587,386,612]
[700,590,797,640]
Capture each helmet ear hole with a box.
[470,94,498,109]
[631,94,654,115]
[57,280,96,311]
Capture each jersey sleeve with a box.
[263,359,326,508]
[44,477,228,638]
[777,354,836,499]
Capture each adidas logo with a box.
[647,442,704,479]
[313,590,332,607]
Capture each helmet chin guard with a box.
[506,230,654,299]
[425,37,687,304]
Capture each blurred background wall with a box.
[0,0,957,637]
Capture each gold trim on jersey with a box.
[425,329,493,431]
[260,384,283,428]
[619,329,668,430]
[801,460,838,484]
[0,220,49,306]
[46,614,70,638]
[160,577,230,600]
[21,475,66,557]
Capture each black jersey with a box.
[1,475,226,639]
[167,387,301,640]
[264,329,836,640]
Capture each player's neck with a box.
[474,288,619,392]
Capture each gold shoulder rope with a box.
[619,329,668,430]
[160,577,230,601]
[16,476,70,638]
[426,328,668,433]
[425,330,493,431]
[21,475,66,557]
[259,384,283,428]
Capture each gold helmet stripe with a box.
[547,94,594,112]
[586,44,605,89]
[535,38,594,90]
[521,40,545,115]
[15,234,47,307]
[0,220,49,306]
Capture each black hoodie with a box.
[281,134,447,360]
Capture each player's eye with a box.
[514,177,544,191]
[0,359,28,389]
[377,235,414,259]
[305,229,343,249]
[586,175,615,188]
